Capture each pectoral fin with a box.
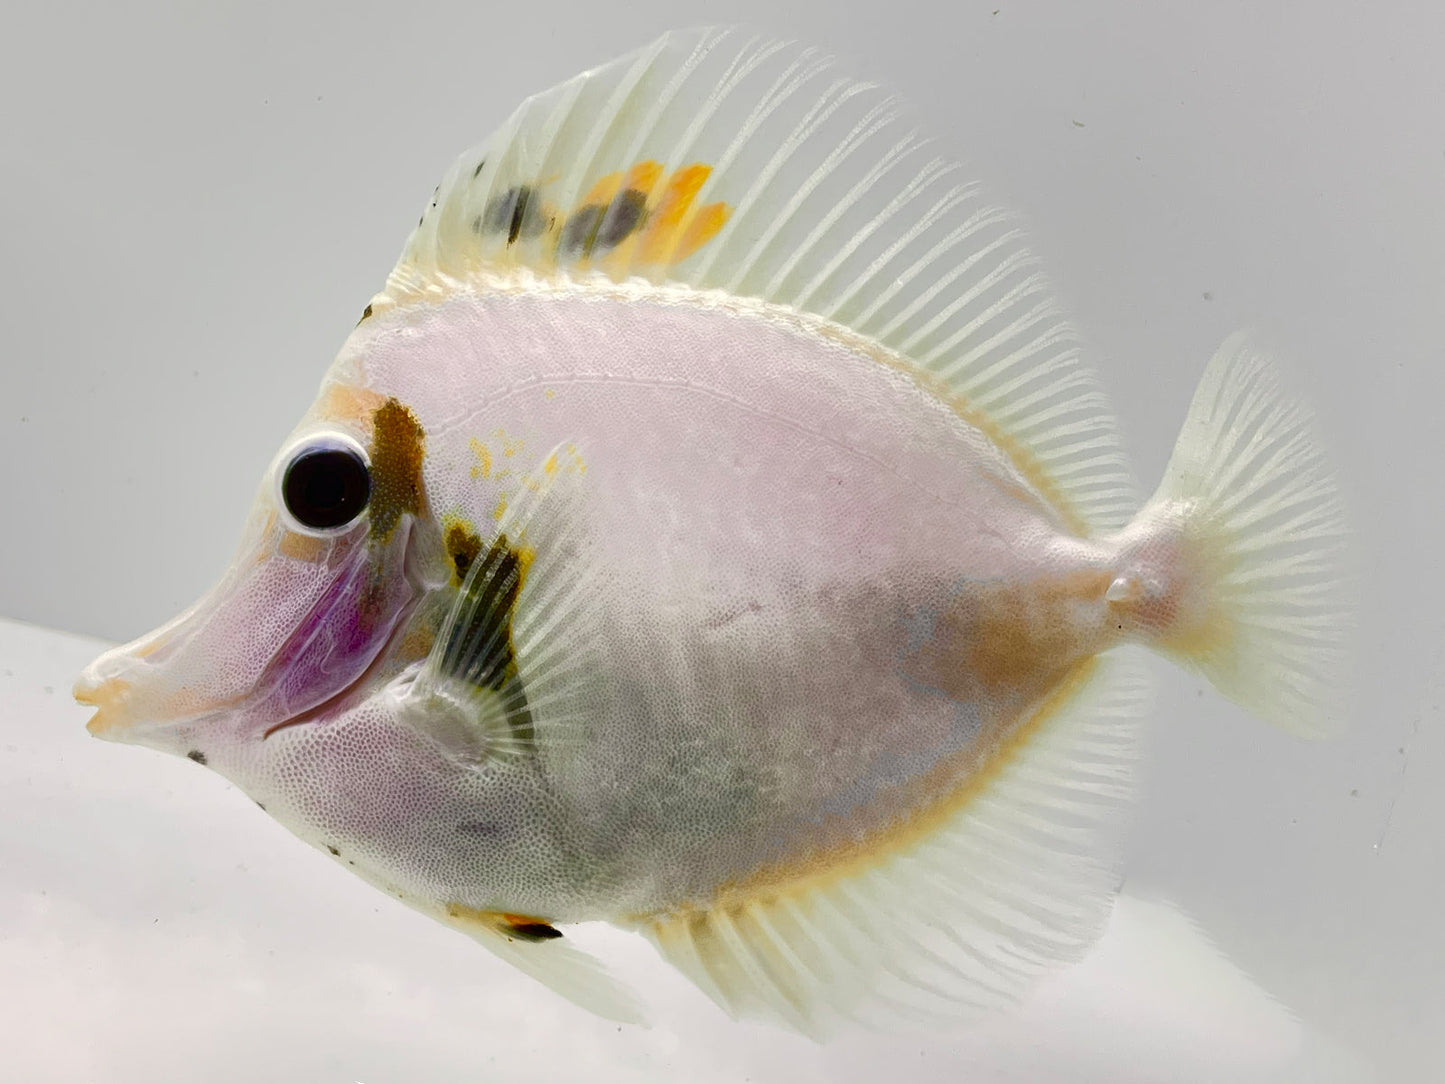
[400,444,601,762]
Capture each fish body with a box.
[75,30,1347,1032]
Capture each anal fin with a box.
[443,904,647,1026]
[636,649,1151,1036]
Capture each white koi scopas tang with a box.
[75,28,1348,1034]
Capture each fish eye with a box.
[279,436,371,533]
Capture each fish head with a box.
[74,379,444,758]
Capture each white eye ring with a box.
[274,431,372,536]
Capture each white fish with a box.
[74,28,1348,1034]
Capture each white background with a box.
[2,1,1441,1079]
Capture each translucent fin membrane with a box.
[384,28,1135,535]
[1147,334,1352,737]
[442,904,647,1026]
[639,651,1151,1034]
[402,445,601,762]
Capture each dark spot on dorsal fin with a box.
[357,302,373,326]
[597,189,648,248]
[368,398,426,541]
[472,157,487,179]
[560,189,648,259]
[480,185,549,245]
[326,844,340,857]
[186,749,207,765]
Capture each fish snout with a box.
[73,658,131,736]
[74,617,230,742]
[74,645,164,739]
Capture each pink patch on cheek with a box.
[252,548,416,727]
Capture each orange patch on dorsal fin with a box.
[635,163,729,266]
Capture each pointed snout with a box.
[73,654,138,738]
[71,599,229,741]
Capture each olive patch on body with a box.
[443,518,484,587]
[431,529,537,748]
[367,398,426,541]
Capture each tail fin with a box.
[1135,334,1350,737]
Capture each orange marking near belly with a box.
[899,569,1111,704]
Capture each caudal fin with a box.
[1137,334,1350,737]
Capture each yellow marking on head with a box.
[277,530,325,563]
[492,493,508,522]
[542,452,559,477]
[312,382,387,427]
[468,437,492,480]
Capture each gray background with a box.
[2,0,1442,1077]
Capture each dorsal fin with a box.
[380,28,1135,535]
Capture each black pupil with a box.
[282,446,370,530]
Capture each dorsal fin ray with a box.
[381,27,1135,535]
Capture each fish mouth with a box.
[75,518,432,746]
[73,647,236,741]
[74,597,212,736]
[73,671,134,736]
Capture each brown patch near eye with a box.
[368,398,426,541]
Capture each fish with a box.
[73,28,1348,1035]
